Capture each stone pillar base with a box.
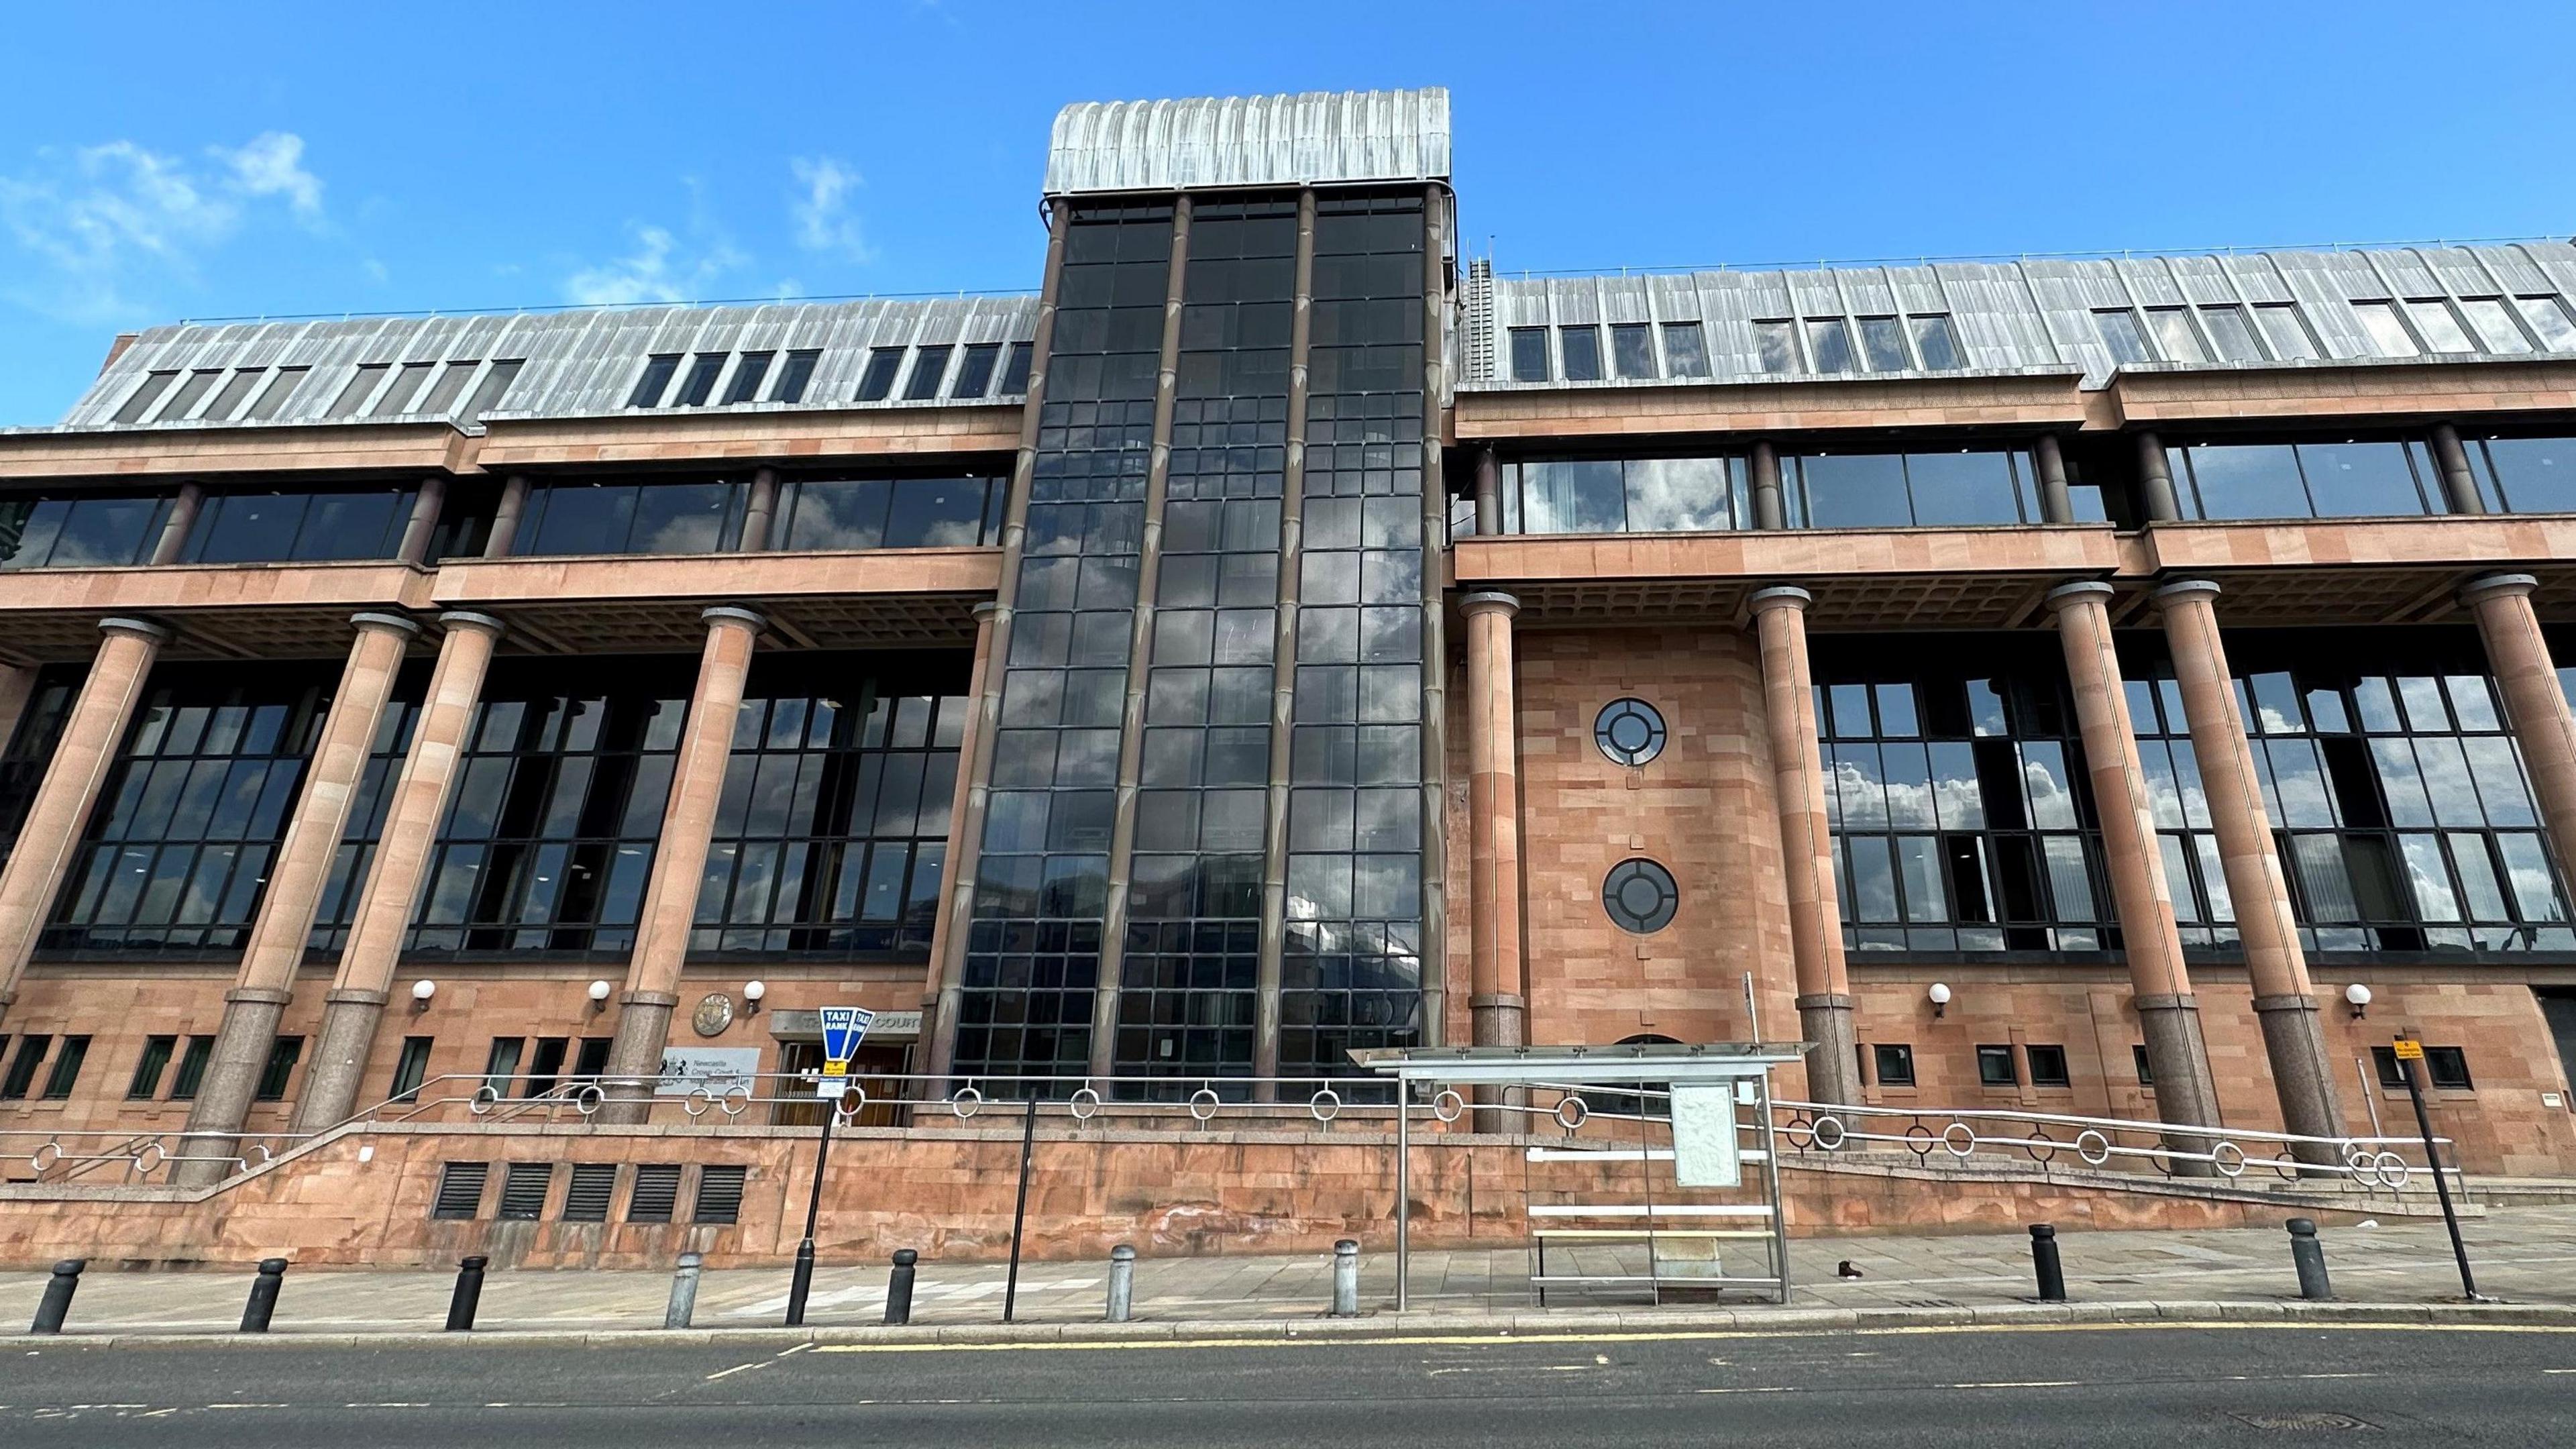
[1794,993,1862,1106]
[292,989,391,1133]
[174,986,294,1187]
[2253,993,2349,1169]
[1469,993,1527,1133]
[2135,994,2224,1177]
[597,992,680,1125]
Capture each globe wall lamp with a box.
[1928,982,1952,1019]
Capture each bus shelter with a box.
[1356,1042,1810,1310]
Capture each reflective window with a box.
[721,352,773,405]
[158,369,221,421]
[772,350,820,403]
[2198,305,2263,361]
[2516,296,2576,352]
[326,364,388,417]
[1754,320,1797,374]
[205,368,267,421]
[2171,439,2438,520]
[777,473,1006,550]
[1786,449,2036,529]
[2459,299,2533,354]
[1503,455,1746,534]
[2145,308,2204,362]
[952,342,1002,398]
[1662,322,1710,377]
[628,355,681,409]
[904,344,953,400]
[2406,299,2475,353]
[1858,316,1909,371]
[1805,318,1855,372]
[1817,641,2108,954]
[1909,315,1962,370]
[460,360,523,421]
[184,486,415,564]
[1560,325,1603,382]
[518,478,747,555]
[1595,698,1667,767]
[1508,327,1549,382]
[370,362,437,417]
[2129,631,2572,955]
[2093,309,2153,364]
[2465,436,2576,514]
[252,368,318,421]
[999,340,1035,393]
[47,664,344,957]
[111,371,180,424]
[1603,859,1679,934]
[2255,303,2320,360]
[853,348,904,401]
[692,666,966,959]
[1610,323,1654,379]
[306,686,423,953]
[408,659,692,956]
[0,492,170,570]
[673,354,726,407]
[2353,301,2421,357]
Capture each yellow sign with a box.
[822,1060,849,1076]
[2392,1038,2424,1061]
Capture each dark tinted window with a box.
[0,493,169,570]
[628,356,681,409]
[2027,1043,2071,1087]
[38,1034,87,1099]
[1560,326,1603,382]
[904,345,953,400]
[520,480,745,556]
[1872,1043,1915,1087]
[1976,1044,2017,1086]
[952,343,1002,398]
[674,354,726,407]
[721,352,773,405]
[779,474,1003,551]
[254,1035,303,1100]
[186,487,413,564]
[1788,449,2034,529]
[772,350,820,403]
[998,341,1034,394]
[1508,327,1548,382]
[854,349,904,401]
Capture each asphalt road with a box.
[2,1323,2571,1446]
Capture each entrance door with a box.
[2538,989,2576,1109]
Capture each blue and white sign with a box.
[820,1005,875,1067]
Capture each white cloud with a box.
[789,156,871,260]
[0,131,325,323]
[216,131,323,222]
[563,223,749,307]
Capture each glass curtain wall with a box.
[690,656,967,961]
[1281,193,1430,1079]
[955,201,1172,1087]
[1811,639,2110,955]
[1118,198,1294,1092]
[2125,630,2574,955]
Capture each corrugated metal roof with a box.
[1044,89,1450,197]
[31,294,1040,435]
[1466,240,2576,390]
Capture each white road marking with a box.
[1697,1386,1798,1395]
[1949,1380,2082,1389]
[704,1360,768,1381]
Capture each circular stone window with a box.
[1595,698,1667,767]
[1603,859,1680,934]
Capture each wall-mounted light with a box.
[743,979,767,1016]
[588,979,612,1014]
[410,979,437,1013]
[1927,982,1952,1019]
[2345,983,2372,1020]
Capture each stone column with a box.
[2033,435,2074,524]
[1472,447,1501,536]
[739,467,782,552]
[292,611,505,1131]
[2428,424,2487,515]
[1462,592,1527,1051]
[0,617,170,1027]
[394,476,447,564]
[2462,574,2576,877]
[2046,581,2222,1165]
[149,483,203,565]
[1750,442,1786,531]
[483,475,531,557]
[921,602,998,1067]
[180,612,420,1183]
[598,605,765,1120]
[2155,580,2345,1163]
[2135,433,2182,523]
[1748,586,1862,1104]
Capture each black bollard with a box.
[2286,1218,2332,1301]
[445,1254,488,1332]
[785,1240,816,1328]
[29,1258,85,1335]
[2029,1224,2067,1303]
[239,1258,288,1332]
[884,1248,918,1326]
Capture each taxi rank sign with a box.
[816,1005,876,1096]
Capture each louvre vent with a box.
[693,1165,747,1226]
[432,1161,489,1220]
[497,1162,553,1221]
[628,1163,682,1223]
[562,1163,618,1222]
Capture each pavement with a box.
[3,1323,2575,1446]
[5,1204,2573,1341]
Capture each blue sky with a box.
[4,1,2573,425]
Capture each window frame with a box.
[1872,1042,1917,1088]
